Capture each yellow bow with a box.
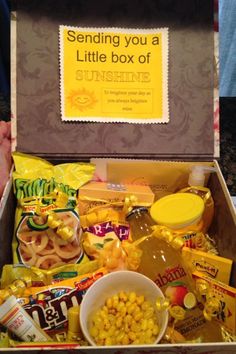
[156,297,186,322]
[0,276,32,305]
[152,225,185,250]
[195,279,222,321]
[123,195,138,214]
[47,213,74,241]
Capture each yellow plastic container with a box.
[150,193,205,232]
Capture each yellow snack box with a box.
[182,246,233,284]
[192,271,236,337]
[79,181,155,204]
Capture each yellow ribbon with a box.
[195,232,218,254]
[124,224,184,251]
[221,326,236,342]
[195,278,222,321]
[179,186,212,204]
[156,297,186,323]
[0,276,33,304]
[6,283,18,296]
[203,297,221,321]
[195,278,209,298]
[79,194,151,219]
[47,213,74,241]
[31,267,46,282]
[121,240,143,271]
[169,305,186,321]
[194,232,209,250]
[53,189,70,208]
[57,224,74,241]
[0,290,11,304]
[156,297,170,311]
[123,195,138,214]
[12,279,29,296]
[152,225,185,250]
[47,213,62,229]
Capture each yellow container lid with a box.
[150,193,204,229]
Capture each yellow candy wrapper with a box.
[12,152,95,270]
[1,260,100,288]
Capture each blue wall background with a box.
[219,0,236,97]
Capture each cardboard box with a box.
[1,0,235,352]
[79,181,155,203]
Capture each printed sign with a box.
[59,26,169,123]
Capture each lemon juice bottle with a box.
[126,207,223,342]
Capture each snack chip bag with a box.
[12,152,95,270]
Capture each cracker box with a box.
[0,0,236,353]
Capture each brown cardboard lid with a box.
[14,0,215,161]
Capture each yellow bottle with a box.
[67,306,83,342]
[179,165,216,232]
[126,207,223,342]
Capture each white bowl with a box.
[80,270,168,346]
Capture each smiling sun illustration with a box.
[67,88,97,112]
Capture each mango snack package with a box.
[12,152,95,270]
[15,267,107,339]
[81,205,130,256]
[81,205,143,272]
[81,204,129,262]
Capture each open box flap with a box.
[12,0,216,160]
